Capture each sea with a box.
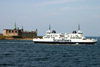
[0,37,100,67]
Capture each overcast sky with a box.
[0,0,100,36]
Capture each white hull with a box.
[33,38,97,44]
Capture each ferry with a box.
[33,25,97,44]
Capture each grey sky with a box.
[0,0,100,36]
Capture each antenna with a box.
[49,24,51,30]
[78,24,80,30]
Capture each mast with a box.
[49,24,51,30]
[78,24,80,30]
[78,24,83,34]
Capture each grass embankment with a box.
[0,35,43,40]
[0,35,13,40]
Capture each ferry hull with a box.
[34,41,96,44]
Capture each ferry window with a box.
[51,35,53,37]
[55,35,58,37]
[47,35,50,37]
[53,35,54,37]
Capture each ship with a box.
[33,25,97,44]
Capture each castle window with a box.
[8,30,10,33]
[12,30,14,33]
[15,31,18,33]
[6,30,9,33]
[9,30,11,33]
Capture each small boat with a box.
[33,25,97,44]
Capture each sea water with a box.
[0,37,100,67]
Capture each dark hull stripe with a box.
[34,41,96,44]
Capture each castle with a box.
[3,23,37,38]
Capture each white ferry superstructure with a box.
[33,26,97,44]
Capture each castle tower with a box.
[35,28,38,33]
[14,21,16,30]
[21,26,24,32]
